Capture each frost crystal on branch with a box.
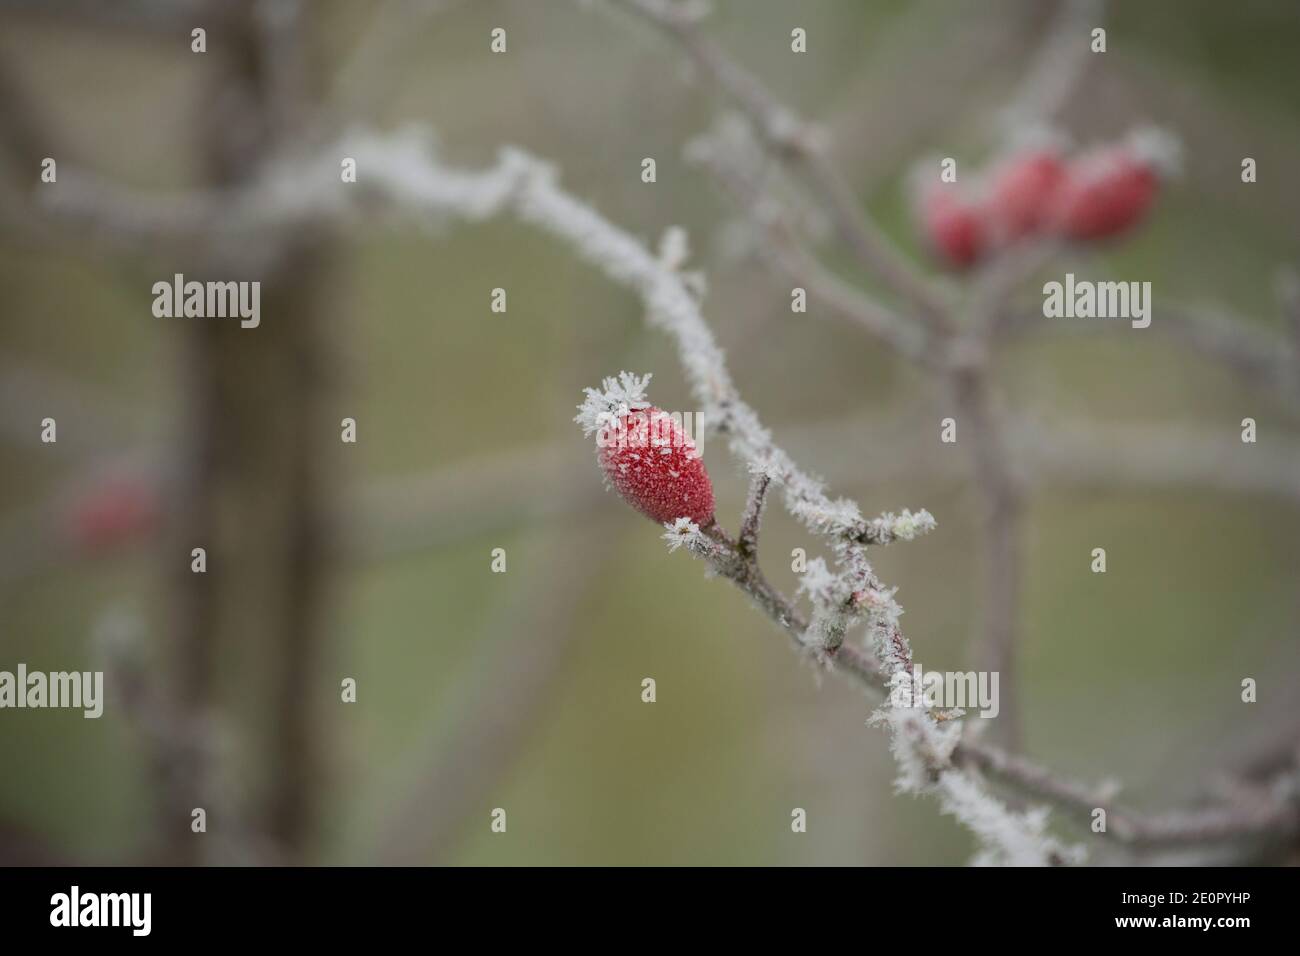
[861,508,938,545]
[795,557,839,605]
[574,371,653,436]
[657,225,691,271]
[871,694,1084,865]
[790,495,863,537]
[795,557,852,654]
[662,517,704,553]
[939,773,1086,867]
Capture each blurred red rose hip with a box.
[67,476,159,552]
[917,184,989,270]
[987,146,1068,241]
[1049,135,1174,240]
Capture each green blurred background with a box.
[0,0,1297,865]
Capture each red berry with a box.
[596,406,714,525]
[66,477,159,552]
[987,147,1068,242]
[1049,147,1159,241]
[918,184,988,270]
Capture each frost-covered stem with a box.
[956,737,1300,848]
[881,620,1296,854]
[736,472,769,559]
[696,521,810,651]
[854,508,940,546]
[763,598,1295,853]
[615,0,950,332]
[864,586,1080,864]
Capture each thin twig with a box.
[685,130,929,360]
[617,0,951,333]
[996,0,1105,137]
[1001,297,1300,410]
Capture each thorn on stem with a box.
[737,472,770,559]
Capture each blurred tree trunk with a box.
[163,0,337,864]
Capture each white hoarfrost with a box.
[868,614,1083,866]
[662,516,705,553]
[574,370,653,436]
[864,508,938,544]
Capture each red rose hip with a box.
[597,405,714,526]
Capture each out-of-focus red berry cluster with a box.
[915,131,1177,270]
